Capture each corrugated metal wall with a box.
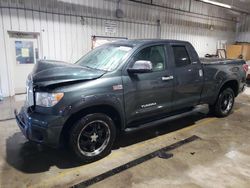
[157,1,236,56]
[0,0,237,59]
[0,0,237,96]
[236,15,250,42]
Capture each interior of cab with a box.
[134,45,165,71]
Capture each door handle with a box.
[162,75,174,81]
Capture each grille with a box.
[26,76,34,107]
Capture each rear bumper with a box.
[15,107,65,148]
[247,73,250,80]
[240,84,247,93]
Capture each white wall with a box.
[0,0,237,97]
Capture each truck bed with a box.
[200,58,245,65]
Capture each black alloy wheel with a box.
[210,87,235,117]
[69,113,116,162]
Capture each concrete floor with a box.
[0,88,250,188]
[0,94,25,121]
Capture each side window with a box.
[134,45,166,72]
[172,46,191,67]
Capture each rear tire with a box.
[69,113,116,162]
[209,88,235,117]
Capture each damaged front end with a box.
[15,60,106,147]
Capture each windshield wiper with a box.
[83,65,107,72]
[84,65,94,69]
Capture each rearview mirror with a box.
[127,60,153,73]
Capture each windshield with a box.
[76,44,132,71]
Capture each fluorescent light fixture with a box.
[200,0,232,9]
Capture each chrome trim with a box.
[77,120,111,157]
[162,75,174,81]
[26,75,34,107]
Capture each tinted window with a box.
[172,46,191,67]
[134,45,166,72]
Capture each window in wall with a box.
[172,46,191,67]
[15,41,35,64]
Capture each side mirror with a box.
[127,60,153,73]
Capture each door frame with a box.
[6,31,41,96]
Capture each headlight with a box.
[35,92,64,107]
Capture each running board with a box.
[124,105,207,132]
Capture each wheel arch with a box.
[60,104,123,145]
[219,79,239,97]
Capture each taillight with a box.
[243,64,248,72]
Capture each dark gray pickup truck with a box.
[15,39,248,162]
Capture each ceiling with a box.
[208,0,250,14]
[133,0,250,15]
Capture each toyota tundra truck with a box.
[15,39,248,162]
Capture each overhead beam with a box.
[128,0,237,22]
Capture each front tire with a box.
[69,113,116,162]
[210,88,235,117]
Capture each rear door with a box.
[169,43,203,110]
[122,44,174,126]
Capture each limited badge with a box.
[113,84,123,90]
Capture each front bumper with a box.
[15,107,65,148]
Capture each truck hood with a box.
[31,60,106,87]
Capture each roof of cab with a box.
[110,39,189,47]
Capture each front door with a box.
[10,36,39,94]
[123,44,174,126]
